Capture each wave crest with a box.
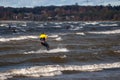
[0,62,120,79]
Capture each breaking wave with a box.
[49,35,59,38]
[24,48,69,54]
[0,62,120,80]
[84,22,99,25]
[0,35,38,42]
[55,37,63,41]
[76,32,85,35]
[88,29,120,34]
[99,24,118,27]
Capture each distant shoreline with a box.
[0,20,120,23]
[0,6,120,21]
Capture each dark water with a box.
[0,21,120,80]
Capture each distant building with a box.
[75,2,79,6]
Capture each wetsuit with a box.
[39,33,49,50]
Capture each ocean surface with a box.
[0,21,120,80]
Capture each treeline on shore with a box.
[0,5,120,21]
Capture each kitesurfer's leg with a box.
[44,42,49,51]
[41,42,49,51]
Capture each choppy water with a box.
[0,21,120,80]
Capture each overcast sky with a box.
[0,0,120,7]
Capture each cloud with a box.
[0,0,119,7]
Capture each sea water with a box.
[0,21,120,80]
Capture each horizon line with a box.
[0,4,119,8]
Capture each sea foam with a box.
[0,62,120,80]
[0,36,38,42]
[99,24,118,27]
[24,48,69,54]
[76,32,85,35]
[88,29,120,34]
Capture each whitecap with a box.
[70,26,83,30]
[0,36,38,42]
[84,22,99,25]
[88,29,120,34]
[49,35,59,38]
[47,48,69,53]
[0,62,120,79]
[0,24,8,27]
[99,24,118,26]
[55,37,63,41]
[54,22,63,25]
[37,24,44,28]
[76,32,85,35]
[24,48,69,54]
